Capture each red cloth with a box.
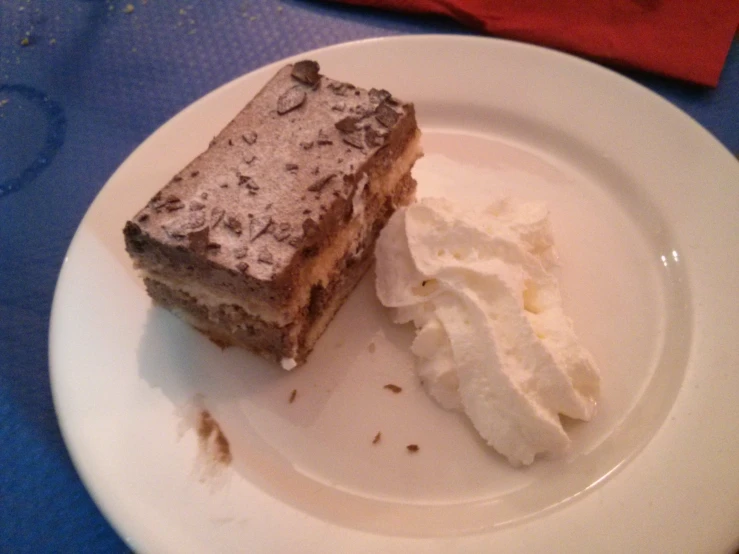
[331,0,739,86]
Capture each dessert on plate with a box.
[124,60,422,369]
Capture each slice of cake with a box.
[123,60,422,369]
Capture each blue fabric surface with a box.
[0,1,736,552]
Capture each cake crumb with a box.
[372,432,381,444]
[406,444,419,453]
[368,342,376,353]
[207,336,230,350]
[289,389,297,403]
[197,410,232,465]
[383,384,402,394]
[123,4,135,14]
[20,37,30,47]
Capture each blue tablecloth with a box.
[1,1,737,551]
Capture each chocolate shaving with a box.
[277,86,306,115]
[242,177,259,191]
[316,129,333,145]
[272,222,291,241]
[210,207,225,228]
[152,194,184,211]
[335,116,360,133]
[257,248,273,264]
[242,130,258,145]
[163,212,206,238]
[224,216,242,235]
[384,384,402,394]
[290,60,320,86]
[369,88,391,104]
[187,227,210,254]
[308,173,335,192]
[327,81,348,96]
[164,198,185,211]
[364,126,384,148]
[342,131,364,149]
[375,102,399,128]
[249,215,272,241]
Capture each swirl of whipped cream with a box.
[375,197,600,466]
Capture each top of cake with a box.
[127,60,415,282]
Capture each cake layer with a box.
[145,171,417,365]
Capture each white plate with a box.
[50,35,739,553]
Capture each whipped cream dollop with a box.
[375,196,600,466]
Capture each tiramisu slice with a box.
[123,60,422,369]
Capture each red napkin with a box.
[331,0,739,87]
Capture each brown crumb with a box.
[372,432,381,444]
[368,342,376,353]
[207,336,230,350]
[20,37,30,47]
[406,444,419,452]
[383,384,402,394]
[197,410,232,465]
[289,389,297,403]
[123,3,135,14]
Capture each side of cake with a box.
[124,60,422,368]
